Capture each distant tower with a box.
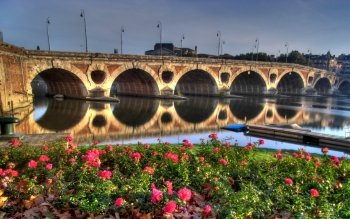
[0,31,3,42]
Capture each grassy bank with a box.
[0,135,349,218]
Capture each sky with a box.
[1,0,350,56]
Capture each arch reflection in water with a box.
[174,98,218,123]
[112,97,160,128]
[35,98,89,132]
[229,98,265,122]
[275,98,301,121]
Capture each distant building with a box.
[145,43,196,57]
[337,54,350,75]
[307,51,341,73]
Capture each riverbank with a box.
[0,134,349,218]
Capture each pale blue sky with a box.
[1,0,349,55]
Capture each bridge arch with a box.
[174,67,219,96]
[313,77,332,94]
[30,67,89,97]
[276,71,305,94]
[337,80,350,95]
[230,70,267,95]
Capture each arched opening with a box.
[110,69,159,97]
[161,112,172,124]
[112,97,159,127]
[162,71,174,83]
[31,68,88,97]
[338,81,350,95]
[314,78,331,95]
[229,98,264,122]
[35,99,88,132]
[277,72,304,95]
[230,71,266,95]
[92,115,107,128]
[175,70,218,96]
[175,98,218,124]
[91,70,107,84]
[220,72,230,84]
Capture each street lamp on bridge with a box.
[255,38,259,61]
[80,9,88,52]
[307,49,311,66]
[285,42,289,63]
[120,26,125,54]
[180,34,185,57]
[46,17,51,51]
[157,21,162,57]
[216,31,221,57]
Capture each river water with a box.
[17,96,350,157]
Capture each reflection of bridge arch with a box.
[29,67,89,97]
[228,98,268,124]
[276,71,305,94]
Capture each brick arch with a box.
[86,63,110,88]
[27,62,89,97]
[336,79,350,95]
[275,70,306,88]
[173,66,220,96]
[159,64,176,84]
[228,67,268,88]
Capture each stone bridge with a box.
[1,42,350,113]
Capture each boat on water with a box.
[222,123,350,153]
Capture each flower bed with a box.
[0,135,349,218]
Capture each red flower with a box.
[97,170,112,180]
[42,145,49,151]
[164,152,179,163]
[65,134,73,142]
[163,200,177,214]
[284,178,293,185]
[115,197,124,206]
[208,133,218,140]
[199,156,205,162]
[258,139,264,145]
[9,138,21,147]
[28,160,38,169]
[39,155,50,162]
[151,187,163,203]
[45,163,53,170]
[321,147,329,154]
[143,166,155,175]
[106,145,113,151]
[177,188,192,202]
[309,188,319,198]
[219,158,228,166]
[331,156,340,167]
[274,152,283,159]
[130,152,142,162]
[164,180,173,195]
[204,204,212,214]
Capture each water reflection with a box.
[15,96,350,147]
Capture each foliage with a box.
[0,135,349,218]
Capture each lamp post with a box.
[216,31,221,57]
[221,40,225,56]
[180,34,185,57]
[157,21,162,56]
[251,39,257,61]
[80,9,88,52]
[285,42,289,63]
[255,38,259,61]
[120,26,125,54]
[307,49,311,66]
[46,17,51,51]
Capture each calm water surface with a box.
[17,96,350,157]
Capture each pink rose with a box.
[177,188,192,202]
[163,200,177,214]
[115,197,124,206]
[28,160,38,169]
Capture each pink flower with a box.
[199,156,205,162]
[164,152,179,163]
[97,170,112,180]
[65,134,73,142]
[115,197,124,206]
[106,145,113,151]
[130,152,142,162]
[69,157,76,164]
[143,166,155,175]
[331,156,340,167]
[177,188,192,202]
[274,152,283,159]
[28,160,38,169]
[204,204,212,214]
[151,187,163,203]
[9,138,21,147]
[164,180,173,195]
[163,200,177,214]
[258,139,264,145]
[42,145,49,151]
[322,147,329,154]
[45,163,53,170]
[309,188,319,198]
[39,155,50,162]
[208,133,218,140]
[284,178,293,185]
[219,158,228,166]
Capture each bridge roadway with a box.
[1,42,350,113]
